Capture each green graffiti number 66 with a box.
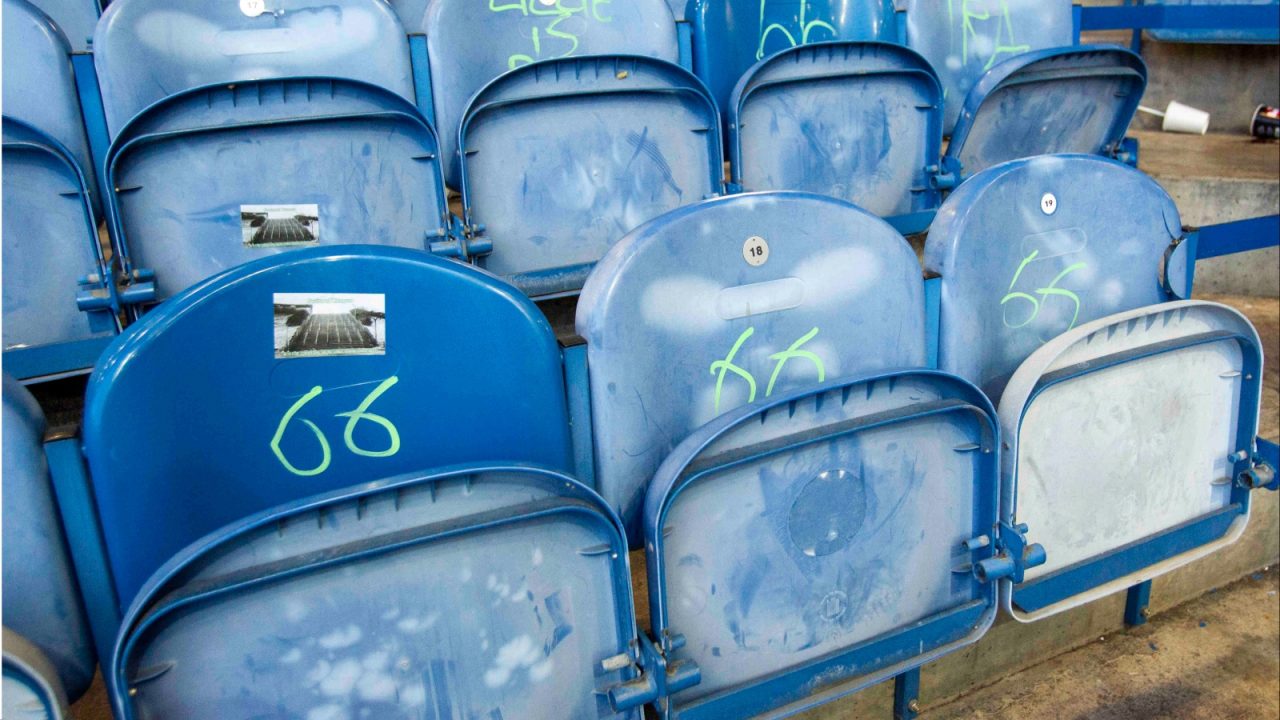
[270,376,401,477]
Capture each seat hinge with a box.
[971,521,1047,585]
[603,631,701,714]
[927,156,963,191]
[429,218,492,261]
[1235,446,1278,492]
[75,270,115,312]
[1111,136,1140,168]
[117,267,157,307]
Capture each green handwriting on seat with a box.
[491,0,615,71]
[1000,250,1086,331]
[710,327,826,413]
[755,0,838,61]
[950,0,1032,71]
[270,376,401,477]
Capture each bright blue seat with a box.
[82,246,573,615]
[729,41,943,219]
[3,0,117,380]
[577,191,927,544]
[421,0,681,189]
[94,0,449,310]
[904,0,1074,134]
[458,56,724,297]
[4,629,71,720]
[926,154,1266,622]
[688,0,898,120]
[1146,0,1280,43]
[2,376,96,703]
[27,0,100,51]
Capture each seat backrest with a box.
[729,41,943,218]
[924,154,1181,403]
[689,0,898,117]
[83,246,574,609]
[578,191,926,543]
[904,0,1074,134]
[423,0,679,186]
[93,0,415,137]
[460,55,723,297]
[2,376,96,701]
[3,0,95,195]
[945,47,1145,179]
[112,465,643,720]
[106,78,450,306]
[28,0,99,51]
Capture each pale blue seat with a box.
[2,376,96,703]
[2,0,117,380]
[926,154,1267,623]
[94,0,449,310]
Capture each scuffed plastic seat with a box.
[2,376,96,703]
[578,191,927,544]
[688,0,899,119]
[458,55,723,296]
[904,0,1075,134]
[94,0,449,310]
[2,0,117,379]
[926,154,1267,622]
[26,0,99,51]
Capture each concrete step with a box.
[1133,129,1279,297]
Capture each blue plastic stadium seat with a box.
[904,0,1074,134]
[3,630,71,720]
[1146,0,1279,43]
[3,0,117,380]
[945,47,1146,180]
[729,41,944,218]
[577,191,927,544]
[643,372,1001,718]
[688,0,899,120]
[2,376,96,703]
[111,465,645,719]
[728,41,1143,224]
[27,0,100,51]
[925,154,1265,622]
[94,0,449,310]
[83,246,574,611]
[420,0,681,189]
[458,55,724,297]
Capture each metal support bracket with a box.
[1124,579,1152,627]
[893,667,922,720]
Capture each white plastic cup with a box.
[1160,101,1210,135]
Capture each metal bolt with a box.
[1140,608,1150,619]
[908,699,921,713]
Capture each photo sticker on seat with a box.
[273,293,386,359]
[242,204,320,247]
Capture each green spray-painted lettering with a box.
[270,385,331,477]
[710,327,826,413]
[1001,250,1086,330]
[491,0,615,71]
[950,0,1032,72]
[270,377,401,476]
[756,0,838,61]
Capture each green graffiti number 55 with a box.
[270,376,401,477]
